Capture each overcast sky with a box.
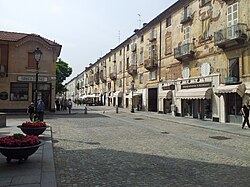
[0,0,176,82]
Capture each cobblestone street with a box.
[47,106,250,187]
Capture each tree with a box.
[56,58,72,94]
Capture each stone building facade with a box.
[0,31,61,112]
[66,0,250,124]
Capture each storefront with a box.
[214,84,245,123]
[176,82,212,120]
[158,85,173,114]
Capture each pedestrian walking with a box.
[241,103,250,129]
[67,99,72,114]
[37,99,45,121]
[27,102,35,121]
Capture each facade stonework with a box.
[66,0,250,124]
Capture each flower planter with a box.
[17,125,48,136]
[0,140,45,163]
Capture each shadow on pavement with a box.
[53,146,250,187]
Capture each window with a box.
[149,70,157,80]
[184,5,190,19]
[126,57,129,70]
[202,19,211,40]
[166,16,171,27]
[139,50,144,65]
[109,56,111,61]
[131,53,136,65]
[119,61,122,72]
[165,33,172,55]
[182,67,190,79]
[119,79,122,87]
[120,50,122,56]
[183,25,190,44]
[28,52,36,68]
[229,58,239,81]
[109,67,111,74]
[141,35,144,43]
[139,73,144,84]
[200,63,210,76]
[10,83,28,101]
[127,44,129,51]
[200,0,211,6]
[227,3,238,37]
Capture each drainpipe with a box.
[123,45,126,108]
[158,21,162,113]
[159,21,162,82]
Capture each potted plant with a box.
[17,121,49,136]
[0,133,44,163]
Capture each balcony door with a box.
[229,58,239,82]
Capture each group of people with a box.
[27,99,45,122]
[55,98,73,114]
[241,103,250,129]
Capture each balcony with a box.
[100,70,106,82]
[94,73,100,85]
[180,12,193,25]
[224,76,239,85]
[109,72,117,81]
[128,64,137,76]
[144,56,158,70]
[214,23,248,49]
[174,43,194,61]
[149,30,157,42]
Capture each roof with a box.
[0,31,61,46]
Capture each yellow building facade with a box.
[0,31,61,112]
[67,0,250,124]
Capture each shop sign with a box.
[0,92,8,100]
[162,84,175,90]
[17,76,48,82]
[181,82,212,89]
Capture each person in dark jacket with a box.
[241,103,250,129]
[37,99,45,121]
[27,102,35,121]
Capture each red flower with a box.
[22,121,46,127]
[0,134,40,147]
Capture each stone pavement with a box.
[0,117,56,187]
[0,105,249,187]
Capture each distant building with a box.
[66,0,250,124]
[0,31,62,112]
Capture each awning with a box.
[113,91,123,97]
[80,94,98,99]
[176,88,212,99]
[125,92,142,98]
[214,84,245,97]
[159,90,172,99]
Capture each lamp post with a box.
[131,79,135,113]
[34,48,42,119]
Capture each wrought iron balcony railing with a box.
[214,23,248,49]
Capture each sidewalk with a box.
[86,105,250,137]
[0,117,56,187]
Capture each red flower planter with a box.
[17,126,48,136]
[0,134,45,163]
[17,121,49,136]
[0,140,45,163]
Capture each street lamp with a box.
[34,48,42,119]
[131,79,135,113]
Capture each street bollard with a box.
[84,107,87,114]
[115,105,118,113]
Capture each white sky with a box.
[0,0,176,82]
